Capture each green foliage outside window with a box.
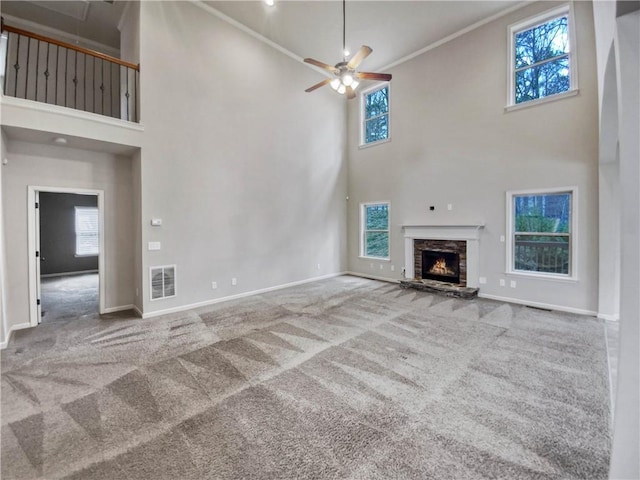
[513,193,571,274]
[363,204,389,258]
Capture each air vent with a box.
[150,265,176,300]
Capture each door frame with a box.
[27,186,106,327]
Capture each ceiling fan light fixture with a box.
[337,84,346,95]
[330,78,341,90]
[342,74,353,86]
[351,80,359,90]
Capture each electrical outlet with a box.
[479,277,487,284]
[499,278,505,287]
[510,280,517,288]
[211,281,217,289]
[500,235,505,243]
[391,265,395,272]
[447,203,453,211]
[317,263,321,270]
[380,264,383,269]
[231,278,237,286]
[136,288,139,297]
[370,263,374,269]
[148,241,161,251]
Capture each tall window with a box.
[507,188,575,277]
[509,5,575,106]
[75,207,99,256]
[362,84,389,145]
[361,202,389,259]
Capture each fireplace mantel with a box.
[402,223,484,287]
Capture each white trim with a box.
[603,321,616,422]
[193,1,304,67]
[103,304,137,314]
[360,83,391,148]
[142,272,345,319]
[360,201,391,260]
[478,292,597,316]
[41,270,98,278]
[0,322,34,350]
[598,313,620,322]
[0,14,120,58]
[132,305,143,318]
[381,2,532,71]
[28,186,106,328]
[345,271,399,284]
[504,88,579,112]
[0,95,145,133]
[506,3,577,108]
[505,186,578,281]
[402,224,484,287]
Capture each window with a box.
[361,202,389,259]
[507,188,576,278]
[509,5,576,106]
[75,207,99,256]
[361,84,389,146]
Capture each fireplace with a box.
[413,239,467,286]
[422,250,460,284]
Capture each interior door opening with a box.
[28,187,105,327]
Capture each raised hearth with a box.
[402,223,484,296]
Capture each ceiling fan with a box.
[303,0,392,100]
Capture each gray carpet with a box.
[1,276,611,479]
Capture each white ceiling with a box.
[1,1,524,71]
[207,1,522,71]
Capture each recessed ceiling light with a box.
[264,0,275,6]
[53,137,67,145]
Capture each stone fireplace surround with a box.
[402,224,484,288]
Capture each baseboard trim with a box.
[1,322,35,350]
[103,304,136,314]
[41,270,98,278]
[478,293,597,317]
[141,272,345,319]
[597,313,620,321]
[132,305,143,318]
[345,271,400,284]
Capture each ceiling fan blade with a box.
[346,86,357,100]
[304,58,339,74]
[355,72,392,82]
[347,45,372,70]
[305,78,332,93]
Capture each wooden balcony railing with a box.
[1,18,139,122]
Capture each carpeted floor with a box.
[40,273,99,323]
[1,276,611,479]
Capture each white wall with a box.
[137,1,347,315]
[2,140,136,331]
[0,130,8,346]
[347,1,600,314]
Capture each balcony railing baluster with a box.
[1,20,139,122]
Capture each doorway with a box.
[27,186,106,326]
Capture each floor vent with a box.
[150,265,176,300]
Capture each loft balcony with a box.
[1,18,139,123]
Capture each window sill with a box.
[359,256,390,262]
[506,270,578,283]
[505,88,579,113]
[359,137,391,150]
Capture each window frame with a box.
[74,206,100,257]
[360,83,391,148]
[505,186,578,281]
[506,4,578,110]
[360,201,390,260]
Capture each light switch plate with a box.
[148,241,161,251]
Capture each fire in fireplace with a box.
[422,250,460,284]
